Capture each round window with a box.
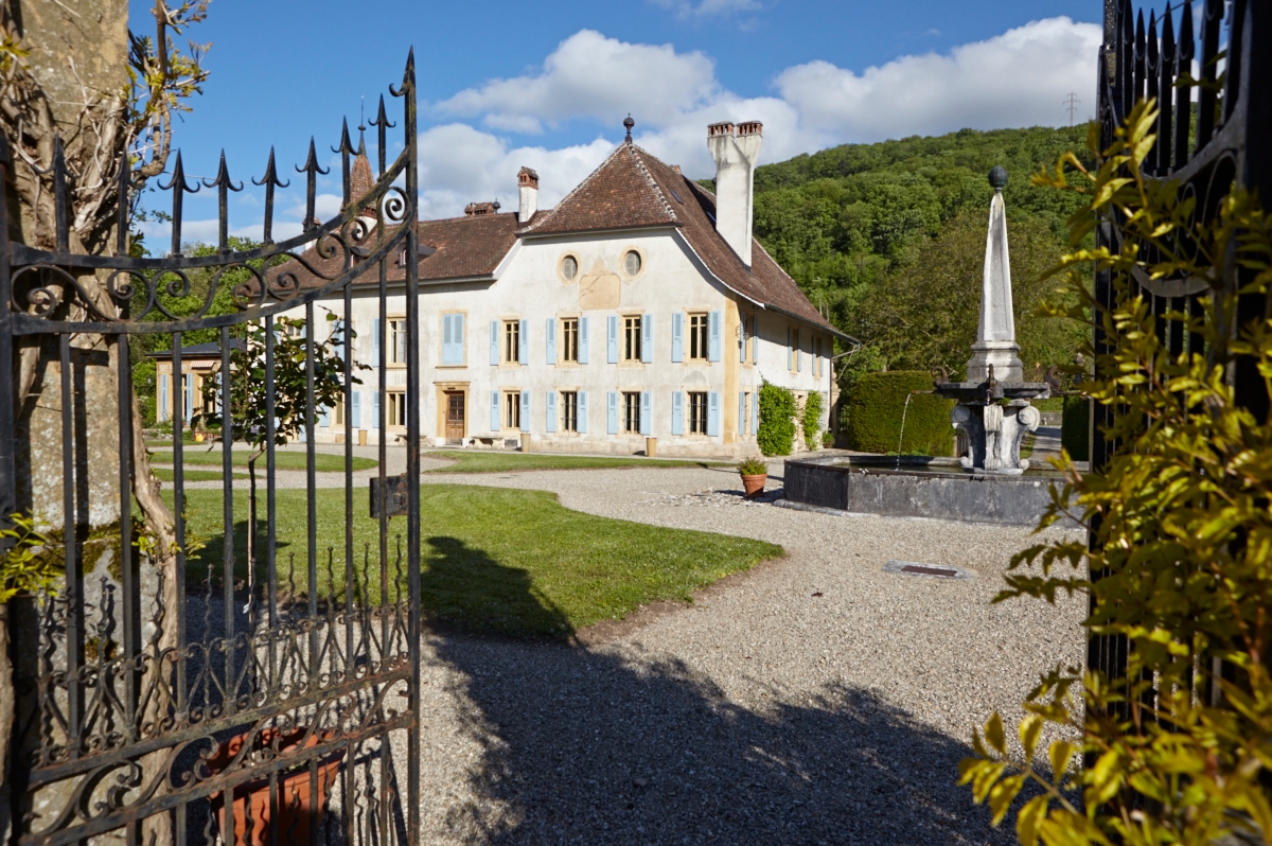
[561,255,578,281]
[624,250,642,276]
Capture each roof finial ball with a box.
[624,114,635,143]
[988,165,1008,192]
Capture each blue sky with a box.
[130,0,1106,247]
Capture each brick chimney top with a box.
[518,167,539,188]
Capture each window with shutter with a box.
[578,317,590,364]
[606,391,618,434]
[639,391,651,436]
[607,316,618,364]
[708,311,722,362]
[577,392,589,433]
[546,391,557,433]
[707,391,720,436]
[671,391,683,436]
[518,319,529,366]
[672,313,683,363]
[640,315,653,364]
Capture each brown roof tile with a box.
[519,143,678,236]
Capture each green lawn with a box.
[172,485,781,639]
[151,449,377,472]
[153,468,248,482]
[425,450,727,474]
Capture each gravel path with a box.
[407,460,1087,845]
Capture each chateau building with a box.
[162,120,847,457]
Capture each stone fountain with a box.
[780,167,1070,527]
[933,166,1050,475]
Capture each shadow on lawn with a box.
[423,544,1012,845]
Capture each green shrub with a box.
[802,391,823,450]
[737,457,768,475]
[757,382,796,456]
[844,371,954,455]
[1060,395,1089,461]
[822,431,835,448]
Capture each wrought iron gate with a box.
[1089,0,1270,704]
[0,54,421,846]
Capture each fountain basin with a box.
[783,455,1076,528]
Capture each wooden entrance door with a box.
[445,391,465,439]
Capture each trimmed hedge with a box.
[844,371,954,456]
[1061,395,1090,461]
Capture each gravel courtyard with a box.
[406,457,1087,846]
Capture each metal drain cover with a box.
[883,560,977,580]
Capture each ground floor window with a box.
[688,391,708,435]
[623,391,641,434]
[333,394,345,426]
[387,391,407,427]
[561,391,578,432]
[504,391,521,430]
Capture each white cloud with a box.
[649,0,762,19]
[418,17,1102,218]
[776,17,1102,140]
[417,123,615,221]
[433,30,718,134]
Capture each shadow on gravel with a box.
[423,547,1009,846]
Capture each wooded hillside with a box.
[748,124,1094,380]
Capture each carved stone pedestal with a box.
[951,401,1040,475]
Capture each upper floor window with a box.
[388,318,407,365]
[561,318,579,363]
[688,313,709,361]
[624,250,642,277]
[623,316,642,362]
[503,320,521,365]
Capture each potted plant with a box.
[737,457,768,498]
[207,726,343,846]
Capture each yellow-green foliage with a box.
[0,513,61,602]
[844,371,953,455]
[959,101,1272,845]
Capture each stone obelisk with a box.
[965,166,1024,383]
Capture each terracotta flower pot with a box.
[741,473,767,498]
[208,727,342,846]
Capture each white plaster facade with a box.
[306,124,846,458]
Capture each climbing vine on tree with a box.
[959,101,1272,845]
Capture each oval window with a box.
[624,250,642,277]
[561,255,578,281]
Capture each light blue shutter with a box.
[739,393,745,434]
[640,391,651,436]
[607,391,618,434]
[373,317,382,363]
[491,391,500,431]
[489,321,499,365]
[708,311,721,362]
[441,315,453,364]
[519,390,530,432]
[159,374,169,422]
[707,391,720,437]
[752,391,759,434]
[372,391,381,428]
[578,391,589,433]
[579,317,590,364]
[607,316,618,364]
[671,391,683,436]
[518,319,529,365]
[546,391,557,432]
[449,314,465,365]
[641,315,652,364]
[750,317,758,362]
[787,328,793,370]
[671,313,683,363]
[796,336,802,372]
[351,391,361,428]
[185,376,194,420]
[319,405,331,427]
[546,318,556,364]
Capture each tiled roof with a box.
[264,212,520,290]
[521,141,844,338]
[518,143,678,236]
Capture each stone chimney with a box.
[464,200,500,217]
[518,166,539,222]
[706,121,762,266]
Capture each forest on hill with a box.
[746,124,1096,381]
